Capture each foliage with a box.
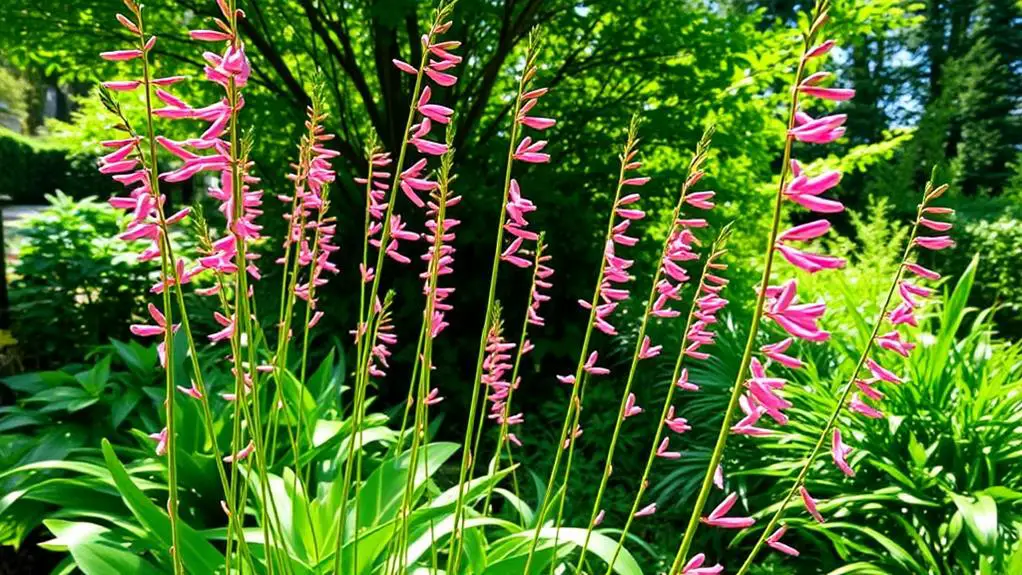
[0,339,166,546]
[7,193,198,366]
[946,200,1022,333]
[0,66,30,127]
[0,128,114,204]
[0,344,646,574]
[729,256,1022,573]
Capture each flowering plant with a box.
[33,0,961,573]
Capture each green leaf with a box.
[492,528,642,575]
[349,442,459,533]
[100,439,224,573]
[42,519,161,575]
[950,493,998,551]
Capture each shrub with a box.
[947,201,1022,332]
[0,128,114,204]
[7,192,198,366]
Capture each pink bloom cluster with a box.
[826,190,953,480]
[367,298,398,379]
[357,151,392,285]
[501,73,554,269]
[148,8,268,343]
[361,14,461,286]
[279,121,340,318]
[527,250,555,327]
[577,158,649,337]
[692,27,856,559]
[483,325,522,444]
[731,34,855,441]
[421,188,462,341]
[98,15,194,369]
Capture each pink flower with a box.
[785,162,844,213]
[148,427,168,456]
[638,335,661,359]
[583,351,610,376]
[805,40,836,59]
[102,81,142,91]
[800,486,825,523]
[190,30,232,42]
[665,405,691,434]
[732,395,772,437]
[223,440,255,463]
[798,86,856,101]
[675,368,699,391]
[100,49,143,61]
[634,503,657,518]
[623,393,643,419]
[562,424,583,449]
[392,59,417,75]
[423,388,444,406]
[865,358,902,385]
[776,243,846,274]
[764,279,830,342]
[701,492,755,529]
[904,262,940,280]
[849,394,883,419]
[913,235,955,250]
[777,219,831,242]
[680,553,723,575]
[513,137,550,163]
[876,331,915,357]
[761,338,803,369]
[655,437,681,459]
[831,428,855,477]
[767,525,800,556]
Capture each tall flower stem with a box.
[340,5,454,563]
[573,129,715,570]
[600,227,732,575]
[394,325,427,454]
[331,293,390,575]
[349,2,452,441]
[293,201,331,561]
[445,34,538,566]
[668,34,814,575]
[522,118,640,572]
[390,141,456,575]
[126,13,180,573]
[479,238,546,516]
[549,371,590,570]
[264,115,319,469]
[733,186,932,575]
[157,215,183,575]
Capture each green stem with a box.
[394,326,427,455]
[480,241,544,517]
[521,120,639,572]
[733,201,926,575]
[444,52,529,571]
[132,19,182,574]
[549,372,590,573]
[668,49,811,575]
[393,141,453,575]
[600,234,727,575]
[572,179,701,570]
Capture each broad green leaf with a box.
[100,439,224,573]
[42,519,161,575]
[950,493,998,551]
[493,528,642,575]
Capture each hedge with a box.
[0,127,115,204]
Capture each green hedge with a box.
[0,127,115,204]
